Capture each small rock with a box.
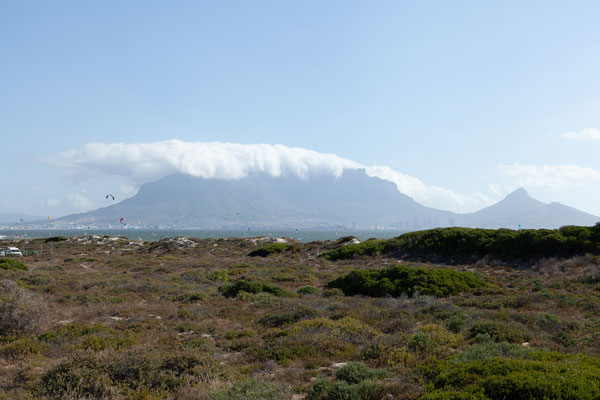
[521,342,530,347]
[331,362,348,368]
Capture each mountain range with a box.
[51,170,598,229]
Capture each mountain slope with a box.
[459,188,599,228]
[58,170,455,228]
[54,177,599,230]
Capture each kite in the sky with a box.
[120,217,125,224]
[106,194,115,200]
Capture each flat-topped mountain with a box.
[53,173,599,229]
[57,170,455,228]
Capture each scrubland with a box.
[1,227,600,399]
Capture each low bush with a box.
[39,323,136,351]
[0,280,47,335]
[0,258,28,271]
[327,265,486,298]
[335,362,390,384]
[219,280,291,298]
[248,243,295,257]
[258,308,318,328]
[297,285,320,295]
[423,351,600,399]
[211,379,290,400]
[38,351,229,398]
[467,320,530,344]
[307,363,390,400]
[0,336,48,359]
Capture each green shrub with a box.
[446,313,468,333]
[0,336,48,359]
[248,243,295,257]
[38,352,228,398]
[467,321,530,344]
[323,288,345,298]
[39,323,135,351]
[297,285,320,295]
[208,269,229,282]
[219,280,291,298]
[423,351,600,399]
[178,291,208,302]
[451,343,535,364]
[335,362,390,384]
[0,258,28,271]
[211,379,290,400]
[327,265,486,298]
[307,370,388,400]
[320,226,600,262]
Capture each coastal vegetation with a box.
[0,227,599,399]
[320,225,600,262]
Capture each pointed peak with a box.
[505,187,530,199]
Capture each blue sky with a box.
[2,1,600,218]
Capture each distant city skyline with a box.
[2,1,600,217]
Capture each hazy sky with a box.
[2,1,600,218]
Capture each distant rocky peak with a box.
[505,187,531,200]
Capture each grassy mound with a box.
[327,265,487,297]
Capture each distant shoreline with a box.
[0,228,411,243]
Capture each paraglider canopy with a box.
[106,194,115,200]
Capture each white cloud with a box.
[364,166,492,211]
[561,128,600,141]
[49,139,491,213]
[499,163,600,190]
[66,193,93,210]
[44,198,61,208]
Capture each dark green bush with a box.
[0,258,28,271]
[248,243,295,257]
[327,265,486,298]
[219,280,291,298]
[467,320,530,344]
[44,236,68,243]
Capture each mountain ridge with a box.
[52,171,599,229]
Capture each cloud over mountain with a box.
[499,163,600,190]
[48,140,491,213]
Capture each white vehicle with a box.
[5,247,22,256]
[0,248,4,257]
